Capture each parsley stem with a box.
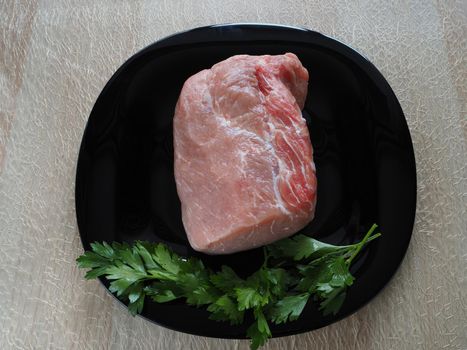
[262,247,270,267]
[346,224,379,265]
[365,232,381,244]
[308,248,351,266]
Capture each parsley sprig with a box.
[77,224,380,349]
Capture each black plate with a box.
[75,23,416,338]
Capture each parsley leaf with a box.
[265,268,288,297]
[267,293,309,324]
[319,288,346,316]
[152,244,181,275]
[144,280,184,303]
[90,242,115,259]
[207,295,244,325]
[76,251,111,269]
[77,224,381,350]
[125,283,145,315]
[210,266,244,293]
[128,292,145,315]
[236,287,268,310]
[247,308,271,350]
[268,234,347,260]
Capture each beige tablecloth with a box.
[1,1,466,349]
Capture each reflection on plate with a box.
[75,23,416,338]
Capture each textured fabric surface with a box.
[0,1,465,349]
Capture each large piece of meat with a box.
[173,53,316,254]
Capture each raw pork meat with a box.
[173,53,316,254]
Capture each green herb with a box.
[77,224,381,349]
